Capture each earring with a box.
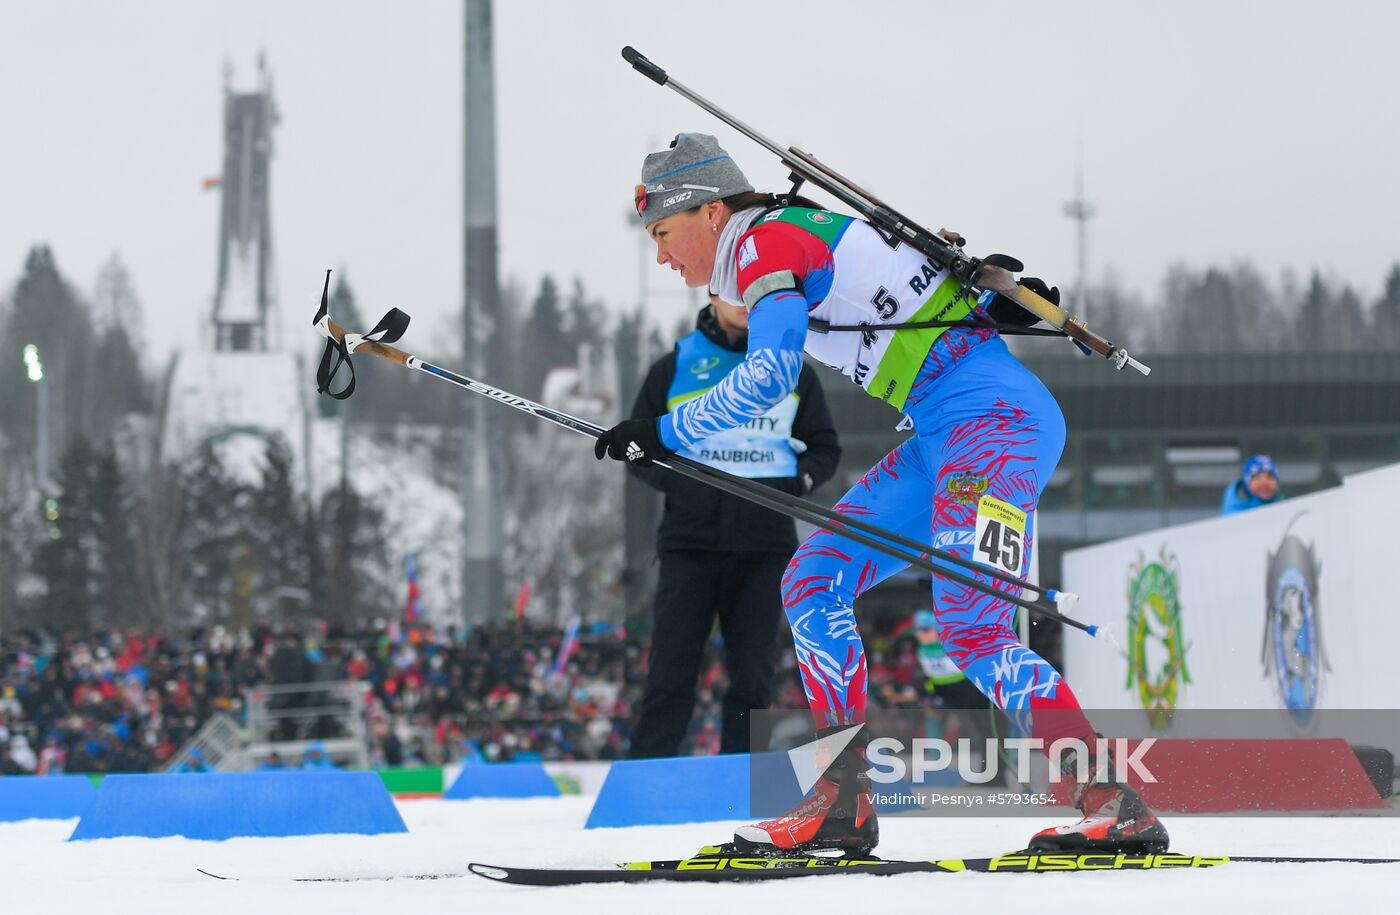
[712,225,719,234]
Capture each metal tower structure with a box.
[462,0,505,623]
[1062,152,1097,322]
[212,55,279,352]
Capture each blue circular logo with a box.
[1265,521,1325,726]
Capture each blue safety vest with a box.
[666,329,800,478]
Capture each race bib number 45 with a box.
[974,495,1027,576]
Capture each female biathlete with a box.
[595,133,1167,858]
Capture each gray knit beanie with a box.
[635,133,753,228]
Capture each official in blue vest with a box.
[627,296,841,757]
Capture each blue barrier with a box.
[444,761,561,800]
[586,752,961,827]
[0,775,97,822]
[68,771,407,840]
[586,752,806,828]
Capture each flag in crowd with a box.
[551,615,581,681]
[403,553,421,623]
[512,578,533,620]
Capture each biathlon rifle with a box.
[621,46,1150,376]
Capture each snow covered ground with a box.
[7,797,1399,915]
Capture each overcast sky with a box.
[4,0,1398,367]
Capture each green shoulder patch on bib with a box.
[762,207,853,248]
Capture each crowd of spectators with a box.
[0,611,970,776]
[0,619,683,774]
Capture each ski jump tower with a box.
[212,54,280,353]
[161,55,310,489]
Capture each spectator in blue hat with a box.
[257,751,287,770]
[301,740,339,769]
[175,747,215,773]
[1222,454,1282,515]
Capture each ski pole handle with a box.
[321,316,413,367]
[622,46,668,85]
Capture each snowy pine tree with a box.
[1086,273,1150,352]
[33,439,101,629]
[520,276,574,399]
[250,435,313,621]
[90,444,146,627]
[0,446,46,628]
[317,482,393,624]
[0,246,97,457]
[504,407,624,624]
[1330,284,1367,351]
[89,257,151,441]
[127,456,187,627]
[1158,263,1280,353]
[1294,272,1334,350]
[1370,264,1400,350]
[178,440,247,621]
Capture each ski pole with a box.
[664,457,1092,633]
[663,444,1076,612]
[620,45,1150,376]
[308,270,1076,612]
[310,274,1096,636]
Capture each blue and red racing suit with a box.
[658,206,1093,746]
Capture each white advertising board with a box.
[1063,463,1400,719]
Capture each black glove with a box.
[594,417,670,467]
[986,276,1059,328]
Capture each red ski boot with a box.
[1029,738,1169,854]
[731,726,879,857]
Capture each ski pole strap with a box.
[316,334,356,400]
[315,307,411,400]
[350,307,411,351]
[312,269,413,401]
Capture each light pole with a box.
[23,344,51,494]
[1062,155,1096,323]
